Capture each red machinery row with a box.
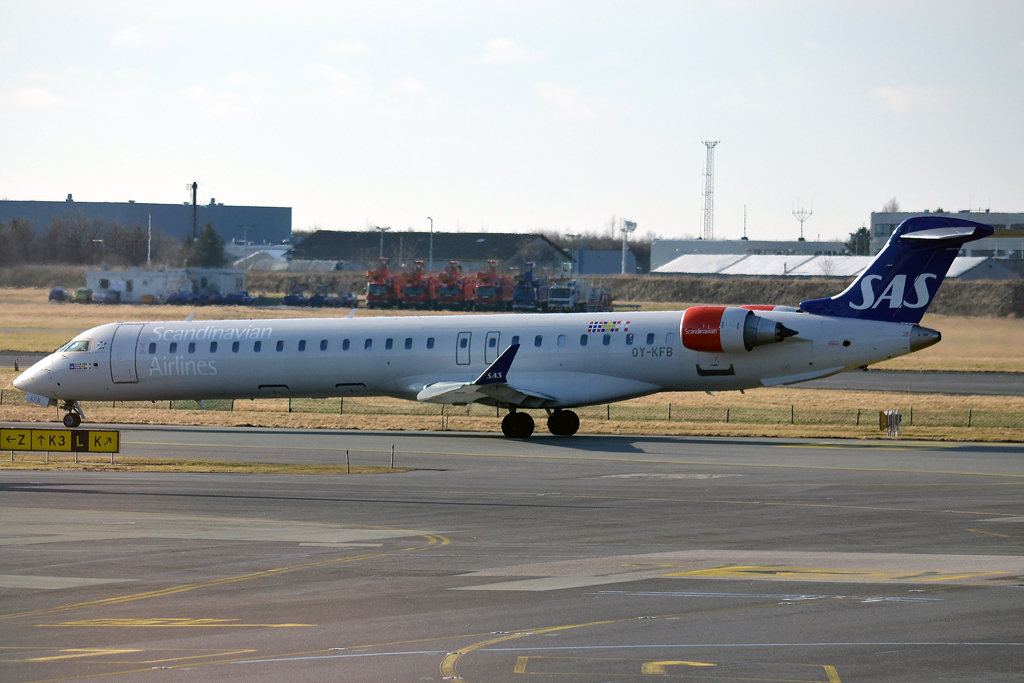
[365,258,512,311]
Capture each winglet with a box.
[473,344,519,385]
[185,312,196,322]
[346,309,357,318]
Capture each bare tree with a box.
[882,197,900,213]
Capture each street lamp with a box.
[375,226,391,258]
[427,217,433,271]
[92,239,105,267]
[565,233,580,275]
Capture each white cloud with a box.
[182,87,253,118]
[10,86,65,108]
[871,86,946,114]
[477,38,543,65]
[535,82,608,121]
[310,65,359,98]
[399,77,428,94]
[325,41,372,56]
[112,26,144,47]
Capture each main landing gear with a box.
[60,401,84,428]
[546,409,580,437]
[500,408,580,438]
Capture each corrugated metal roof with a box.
[787,255,874,277]
[946,257,988,277]
[719,255,815,275]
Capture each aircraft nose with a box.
[909,325,941,352]
[13,358,55,396]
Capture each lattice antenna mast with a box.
[792,199,812,241]
[701,140,720,240]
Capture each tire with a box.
[547,410,579,436]
[63,412,81,428]
[516,412,535,438]
[502,412,534,439]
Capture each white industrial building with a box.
[85,268,245,303]
[650,239,845,272]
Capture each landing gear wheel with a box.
[63,412,81,428]
[547,409,580,436]
[501,411,535,439]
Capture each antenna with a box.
[792,199,812,241]
[620,219,637,274]
[701,140,720,240]
[743,204,747,240]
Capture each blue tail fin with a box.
[799,216,994,323]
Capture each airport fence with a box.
[2,388,1023,429]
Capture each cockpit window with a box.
[61,340,90,353]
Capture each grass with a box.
[2,288,1022,372]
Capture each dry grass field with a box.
[2,287,1021,372]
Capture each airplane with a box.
[13,216,993,439]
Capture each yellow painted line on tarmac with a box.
[967,528,1012,538]
[641,660,717,673]
[123,440,1024,480]
[38,618,310,628]
[514,655,529,673]
[825,664,842,682]
[0,532,448,623]
[27,649,140,662]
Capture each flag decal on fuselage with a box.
[587,320,630,333]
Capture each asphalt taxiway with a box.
[2,426,1024,682]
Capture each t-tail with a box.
[799,216,994,324]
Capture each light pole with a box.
[92,239,105,267]
[427,217,433,272]
[147,215,152,265]
[375,226,391,258]
[565,233,580,275]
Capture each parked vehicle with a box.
[467,260,511,311]
[48,286,68,302]
[435,261,468,310]
[224,291,255,306]
[284,289,309,306]
[366,258,400,309]
[72,287,93,303]
[511,262,548,312]
[398,260,436,309]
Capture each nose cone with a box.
[909,325,941,352]
[13,358,55,397]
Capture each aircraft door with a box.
[484,331,500,364]
[110,324,144,384]
[456,332,471,365]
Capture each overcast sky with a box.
[2,1,1022,242]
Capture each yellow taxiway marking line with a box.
[0,532,448,623]
[641,660,717,673]
[123,440,1024,479]
[38,618,310,628]
[824,664,842,682]
[967,528,1013,538]
[27,649,140,663]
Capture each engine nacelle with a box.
[681,306,798,353]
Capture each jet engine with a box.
[681,306,798,353]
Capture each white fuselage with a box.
[15,310,917,408]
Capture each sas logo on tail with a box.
[849,273,937,310]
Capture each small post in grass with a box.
[390,444,395,469]
[346,449,350,474]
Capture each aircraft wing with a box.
[415,344,557,408]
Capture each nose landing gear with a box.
[60,401,84,428]
[546,409,580,436]
[501,409,535,439]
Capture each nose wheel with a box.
[547,409,580,436]
[60,401,84,428]
[501,411,535,439]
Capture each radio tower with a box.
[792,199,812,241]
[701,140,720,240]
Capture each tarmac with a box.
[2,425,1024,682]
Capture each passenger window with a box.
[232,341,239,353]
[557,334,566,347]
[342,339,350,351]
[405,338,412,349]
[666,333,674,344]
[365,339,372,350]
[385,338,393,350]
[603,334,611,346]
[579,334,588,346]
[321,339,329,351]
[210,342,217,353]
[427,337,435,349]
[254,341,262,352]
[488,337,496,348]
[188,342,196,353]
[646,333,655,345]
[534,335,543,347]
[460,337,468,349]
[298,340,306,352]
[148,342,156,354]
[511,335,519,346]
[626,333,633,345]
[169,342,177,353]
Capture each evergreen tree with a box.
[846,226,871,256]
[192,224,227,267]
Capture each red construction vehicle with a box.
[365,257,399,309]
[397,260,436,309]
[467,260,511,311]
[435,261,469,310]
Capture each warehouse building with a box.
[0,194,291,245]
[650,238,845,272]
[871,210,1024,257]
